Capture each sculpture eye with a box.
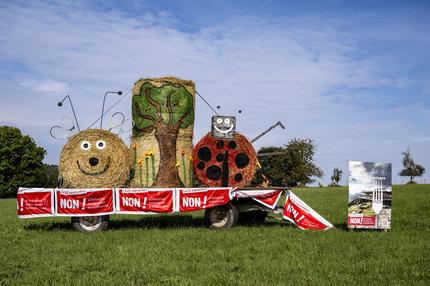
[216,118,223,124]
[96,140,106,150]
[224,118,231,125]
[81,141,91,151]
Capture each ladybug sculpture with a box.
[193,116,257,188]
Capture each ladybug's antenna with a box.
[196,90,219,115]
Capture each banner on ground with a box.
[232,189,283,209]
[177,188,232,212]
[17,188,55,218]
[55,188,115,216]
[115,188,174,214]
[283,191,333,230]
[348,161,392,229]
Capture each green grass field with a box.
[1,185,429,285]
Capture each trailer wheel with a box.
[204,204,239,229]
[71,215,109,232]
[239,210,267,225]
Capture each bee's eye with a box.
[80,141,91,151]
[216,118,223,124]
[96,140,106,150]
[224,118,231,125]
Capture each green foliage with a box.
[1,184,429,285]
[253,138,323,187]
[330,167,343,187]
[0,126,46,197]
[133,82,194,135]
[42,164,59,188]
[399,147,425,184]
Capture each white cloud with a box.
[32,79,69,93]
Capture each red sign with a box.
[348,214,376,227]
[232,189,283,209]
[56,189,114,216]
[178,188,232,212]
[283,191,333,230]
[116,188,174,213]
[17,188,55,218]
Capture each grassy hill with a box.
[0,185,429,285]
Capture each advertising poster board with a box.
[348,161,392,229]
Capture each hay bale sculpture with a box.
[58,128,130,231]
[131,77,195,188]
[59,129,130,188]
[193,116,257,188]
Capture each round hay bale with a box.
[59,129,130,188]
[193,132,257,188]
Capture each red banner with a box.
[115,188,174,213]
[17,188,55,218]
[283,191,333,230]
[55,189,114,216]
[178,188,232,212]
[232,189,283,209]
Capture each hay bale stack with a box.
[193,132,257,188]
[131,77,195,188]
[59,129,130,188]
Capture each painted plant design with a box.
[133,82,194,187]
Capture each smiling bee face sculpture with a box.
[211,116,236,139]
[59,129,130,188]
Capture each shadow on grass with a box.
[22,214,292,231]
[24,221,73,231]
[333,223,349,230]
[109,215,205,230]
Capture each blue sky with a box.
[0,0,429,185]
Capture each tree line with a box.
[0,125,426,197]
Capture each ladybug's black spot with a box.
[234,173,243,182]
[216,153,224,162]
[206,165,222,180]
[228,141,237,149]
[216,141,224,149]
[197,147,212,162]
[197,162,205,170]
[235,153,249,168]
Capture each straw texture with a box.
[59,129,130,188]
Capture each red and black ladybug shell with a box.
[193,132,257,188]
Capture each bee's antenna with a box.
[58,95,80,131]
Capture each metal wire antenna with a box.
[87,88,132,129]
[195,90,219,115]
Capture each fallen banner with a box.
[283,191,333,230]
[17,188,55,218]
[55,188,115,216]
[232,189,283,209]
[115,188,174,214]
[177,188,232,212]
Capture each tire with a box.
[204,203,239,229]
[239,210,267,225]
[71,215,109,232]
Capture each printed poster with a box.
[348,161,392,229]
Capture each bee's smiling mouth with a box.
[77,157,111,176]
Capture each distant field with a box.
[0,185,429,285]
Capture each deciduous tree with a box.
[0,126,46,197]
[399,147,425,184]
[253,138,323,187]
